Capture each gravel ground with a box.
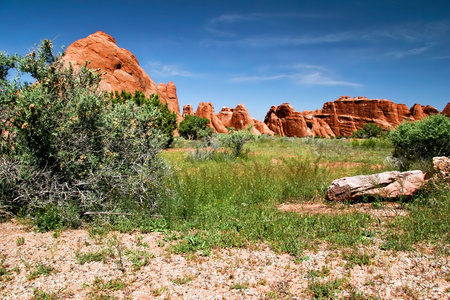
[0,220,449,299]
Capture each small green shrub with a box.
[353,123,384,138]
[389,114,450,167]
[178,115,211,140]
[217,127,256,158]
[308,278,345,299]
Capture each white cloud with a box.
[385,45,433,59]
[146,61,196,78]
[296,72,362,87]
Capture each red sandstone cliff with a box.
[265,96,444,138]
[63,31,180,115]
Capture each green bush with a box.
[389,114,450,166]
[353,123,383,138]
[178,115,211,140]
[217,127,256,158]
[178,115,212,140]
[0,39,170,226]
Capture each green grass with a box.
[27,263,57,281]
[75,251,107,265]
[157,137,395,256]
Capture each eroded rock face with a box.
[217,107,233,128]
[195,102,228,134]
[327,170,425,201]
[264,103,334,138]
[182,104,194,117]
[63,31,180,114]
[265,96,443,138]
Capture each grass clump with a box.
[27,263,57,281]
[308,278,346,299]
[75,250,107,265]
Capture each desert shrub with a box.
[389,114,450,167]
[353,123,383,138]
[178,115,211,140]
[0,39,169,226]
[217,127,256,158]
[110,90,177,147]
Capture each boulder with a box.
[431,156,450,181]
[327,170,425,201]
[63,31,180,114]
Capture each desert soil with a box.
[0,214,449,299]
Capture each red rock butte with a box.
[63,31,180,115]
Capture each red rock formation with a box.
[195,102,228,134]
[264,103,334,138]
[253,120,274,135]
[63,31,180,114]
[182,104,194,117]
[217,107,233,128]
[443,103,450,117]
[216,104,273,135]
[230,104,255,130]
[265,96,443,138]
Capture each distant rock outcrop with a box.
[265,96,443,138]
[195,102,228,134]
[195,103,273,135]
[63,31,180,114]
[443,103,450,117]
[182,104,194,117]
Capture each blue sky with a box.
[1,0,449,120]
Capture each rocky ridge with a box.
[265,96,447,138]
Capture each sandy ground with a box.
[0,219,448,299]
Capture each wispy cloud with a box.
[385,45,433,59]
[204,15,450,49]
[206,12,324,38]
[296,72,362,87]
[209,12,323,25]
[146,61,197,78]
[229,65,362,87]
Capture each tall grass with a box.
[157,137,393,255]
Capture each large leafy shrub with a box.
[389,114,450,166]
[0,40,169,225]
[110,90,177,147]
